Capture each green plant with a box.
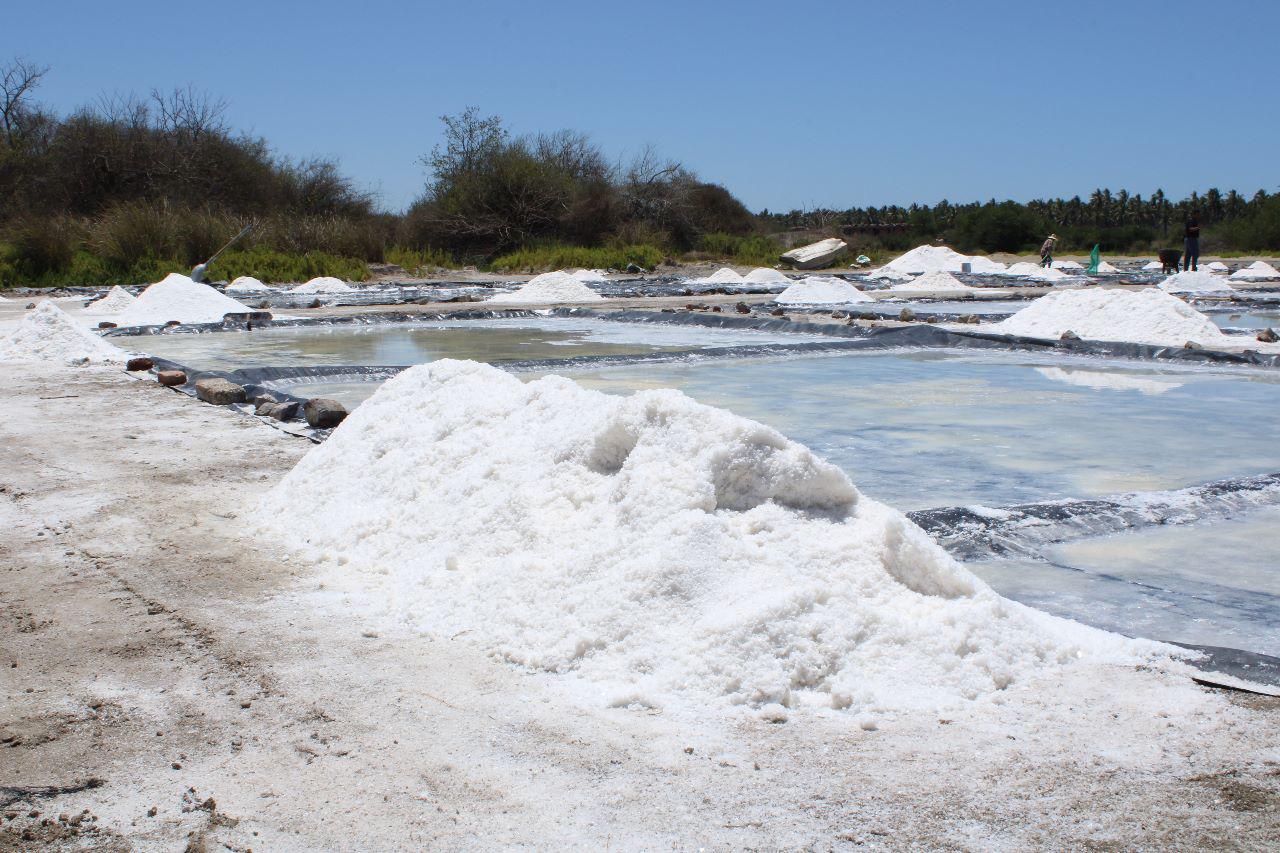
[692,233,784,266]
[488,243,665,273]
[383,245,456,274]
[205,248,369,283]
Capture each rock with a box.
[858,311,877,320]
[97,321,117,330]
[164,320,181,327]
[156,370,187,387]
[681,288,693,296]
[830,310,849,319]
[625,263,646,274]
[924,315,938,323]
[308,298,323,309]
[780,237,847,270]
[1257,327,1278,343]
[956,314,980,324]
[268,401,300,421]
[194,377,247,405]
[770,307,785,317]
[898,308,916,322]
[254,399,277,416]
[1184,340,1202,350]
[304,398,348,429]
[125,357,154,371]
[711,306,722,313]
[25,302,35,309]
[1060,330,1080,341]
[251,392,279,408]
[735,302,751,314]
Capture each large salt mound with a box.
[992,289,1242,348]
[0,301,127,365]
[1001,262,1069,281]
[888,271,972,292]
[743,267,791,284]
[290,276,353,294]
[227,276,271,295]
[86,285,137,313]
[257,360,1151,713]
[1229,260,1280,281]
[698,267,747,284]
[775,276,871,304]
[1158,270,1235,293]
[870,245,1006,276]
[113,274,252,326]
[487,271,604,304]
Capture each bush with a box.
[383,246,456,274]
[488,243,665,273]
[205,248,369,283]
[693,233,784,266]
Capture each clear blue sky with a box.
[5,0,1275,213]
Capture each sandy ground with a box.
[0,359,1278,850]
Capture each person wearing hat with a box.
[1039,234,1058,269]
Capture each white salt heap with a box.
[775,276,872,304]
[1051,260,1084,271]
[991,288,1268,349]
[889,271,973,292]
[257,360,1154,714]
[571,269,608,283]
[290,276,353,294]
[1094,261,1121,273]
[1158,270,1234,293]
[1142,261,1165,271]
[113,273,253,326]
[1229,260,1280,281]
[227,276,271,295]
[1203,261,1229,272]
[868,245,1006,277]
[698,267,747,284]
[85,285,137,313]
[486,271,604,304]
[0,301,127,365]
[1001,262,1069,281]
[743,267,791,284]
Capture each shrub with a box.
[693,233,784,266]
[488,243,664,273]
[205,248,369,283]
[383,246,456,274]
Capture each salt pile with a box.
[113,273,253,326]
[571,269,608,283]
[290,276,354,294]
[1142,261,1165,271]
[1094,261,1121,274]
[0,301,127,365]
[1158,270,1235,293]
[888,271,973,292]
[775,276,872,304]
[698,267,747,284]
[1203,261,1229,273]
[487,270,604,304]
[1229,261,1280,281]
[1001,262,1069,281]
[1051,260,1084,271]
[869,245,1006,277]
[743,267,791,284]
[85,285,137,313]
[257,360,1150,713]
[992,288,1244,348]
[227,276,271,295]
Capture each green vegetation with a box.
[489,243,665,273]
[692,233,785,266]
[381,246,457,275]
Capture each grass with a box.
[205,249,369,283]
[488,243,665,273]
[383,246,457,275]
[692,233,785,267]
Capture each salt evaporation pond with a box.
[977,506,1280,655]
[137,316,816,372]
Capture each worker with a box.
[1183,214,1201,272]
[1039,234,1058,269]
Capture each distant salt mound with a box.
[1229,261,1280,281]
[571,269,608,283]
[863,267,914,282]
[698,267,747,284]
[1142,261,1165,271]
[1094,261,1121,274]
[290,277,353,294]
[227,276,271,295]
[869,245,1005,277]
[889,271,973,292]
[487,271,604,304]
[113,273,253,326]
[743,267,791,284]
[1158,270,1235,294]
[1002,262,1069,281]
[86,285,137,313]
[1203,261,1229,273]
[256,360,1148,713]
[0,301,127,365]
[775,276,872,304]
[992,289,1243,348]
[1051,260,1084,271]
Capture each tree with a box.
[1,57,49,149]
